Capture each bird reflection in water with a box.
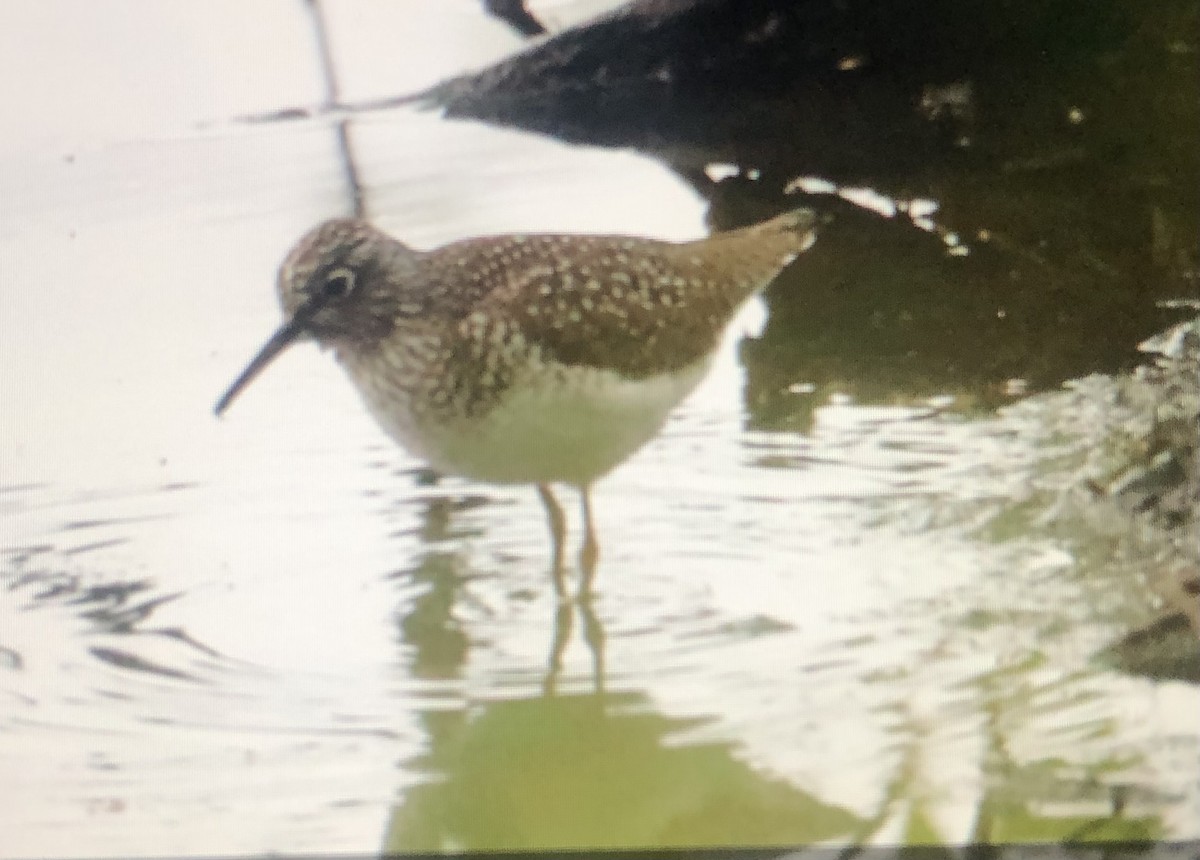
[399,486,606,696]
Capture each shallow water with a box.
[1,2,1197,857]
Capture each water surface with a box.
[1,1,1196,856]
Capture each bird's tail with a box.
[748,207,818,251]
[706,207,818,283]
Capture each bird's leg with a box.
[537,482,568,598]
[579,485,600,594]
[542,598,575,696]
[577,590,606,695]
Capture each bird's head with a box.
[214,218,420,416]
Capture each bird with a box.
[215,209,817,594]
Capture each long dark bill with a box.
[214,315,310,417]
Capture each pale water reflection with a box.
[1,1,1197,857]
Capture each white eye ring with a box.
[321,267,355,300]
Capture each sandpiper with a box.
[216,210,817,592]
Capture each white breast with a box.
[348,356,711,487]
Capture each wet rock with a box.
[1090,315,1200,681]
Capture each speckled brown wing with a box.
[424,211,815,380]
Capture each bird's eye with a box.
[321,268,355,300]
